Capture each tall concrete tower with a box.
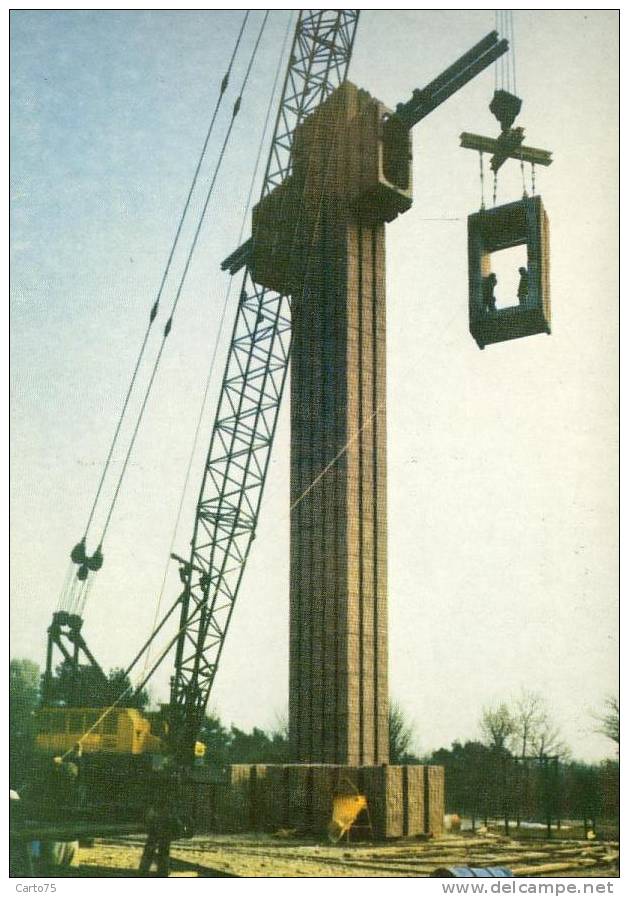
[249,83,443,836]
[252,83,412,765]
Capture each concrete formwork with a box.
[246,82,444,831]
[188,764,444,840]
[251,83,413,769]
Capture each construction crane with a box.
[37,11,509,773]
[37,9,362,764]
[167,8,361,765]
[168,16,509,766]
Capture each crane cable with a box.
[495,11,517,97]
[509,10,517,96]
[59,11,250,610]
[68,11,269,615]
[96,11,269,548]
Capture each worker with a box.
[39,759,80,874]
[517,266,529,304]
[66,742,86,806]
[139,774,188,877]
[482,272,497,313]
[67,742,83,768]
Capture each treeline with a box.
[429,690,619,832]
[44,660,150,710]
[430,740,619,831]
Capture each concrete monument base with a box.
[185,763,444,839]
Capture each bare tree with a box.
[530,717,571,761]
[511,690,545,758]
[511,690,570,760]
[479,703,515,751]
[594,695,619,747]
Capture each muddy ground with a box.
[72,831,619,878]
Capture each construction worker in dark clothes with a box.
[139,775,188,877]
[39,759,80,873]
[66,743,87,806]
[517,266,529,304]
[482,272,497,313]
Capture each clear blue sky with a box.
[11,10,618,761]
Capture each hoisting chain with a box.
[479,151,486,211]
[531,161,536,196]
[493,170,498,207]
[520,151,528,199]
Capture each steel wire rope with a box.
[182,10,351,705]
[139,12,294,680]
[58,12,250,612]
[82,11,248,541]
[92,12,269,558]
[55,563,74,612]
[494,12,499,91]
[497,10,506,92]
[510,10,517,96]
[71,17,267,622]
[499,11,502,88]
[184,27,370,722]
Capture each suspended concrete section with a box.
[248,82,444,837]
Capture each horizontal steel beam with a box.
[394,33,509,129]
[460,131,553,166]
[221,238,252,275]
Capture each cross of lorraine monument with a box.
[249,82,444,836]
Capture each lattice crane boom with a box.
[169,10,360,762]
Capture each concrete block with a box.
[426,765,445,836]
[311,765,340,832]
[405,764,425,836]
[287,765,313,831]
[211,765,251,833]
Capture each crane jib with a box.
[169,10,361,763]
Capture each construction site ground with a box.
[70,830,619,878]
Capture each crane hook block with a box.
[489,89,522,133]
